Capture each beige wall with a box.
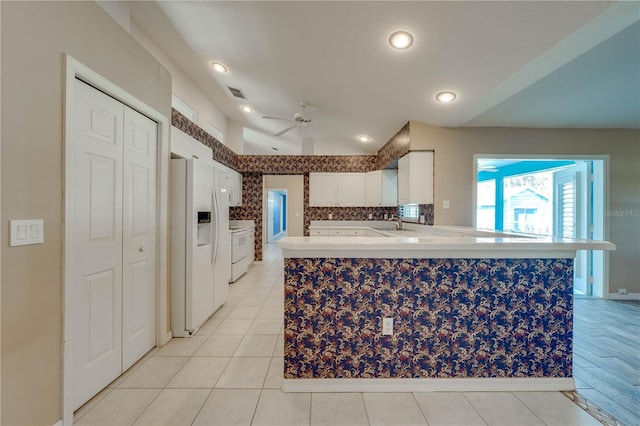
[264,176,304,238]
[409,121,640,294]
[1,2,171,424]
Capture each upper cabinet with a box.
[337,173,366,206]
[397,151,434,205]
[171,126,212,161]
[213,163,242,207]
[309,172,366,206]
[230,171,242,207]
[365,170,398,207]
[309,173,338,206]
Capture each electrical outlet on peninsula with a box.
[382,317,394,335]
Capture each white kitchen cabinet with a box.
[337,173,365,206]
[365,170,398,206]
[229,170,242,207]
[310,229,329,236]
[310,172,368,206]
[398,151,433,205]
[309,173,338,206]
[171,126,212,161]
[212,163,242,207]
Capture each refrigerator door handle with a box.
[212,189,220,265]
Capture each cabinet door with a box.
[381,169,398,206]
[337,173,365,206]
[365,171,382,206]
[234,172,242,207]
[398,155,410,204]
[398,152,433,204]
[171,127,212,160]
[309,173,337,206]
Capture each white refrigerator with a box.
[212,165,231,312]
[170,158,229,337]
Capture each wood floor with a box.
[573,297,640,425]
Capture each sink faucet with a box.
[388,214,403,230]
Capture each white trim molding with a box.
[282,377,575,393]
[62,55,170,426]
[608,292,640,301]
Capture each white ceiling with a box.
[130,1,640,156]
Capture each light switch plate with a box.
[10,219,44,246]
[382,317,394,335]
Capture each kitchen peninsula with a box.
[278,224,614,392]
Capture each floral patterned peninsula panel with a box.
[284,257,573,379]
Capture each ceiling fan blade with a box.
[274,125,297,137]
[262,116,294,122]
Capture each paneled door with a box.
[122,106,157,370]
[71,79,156,410]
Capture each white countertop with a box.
[229,220,255,233]
[279,224,615,259]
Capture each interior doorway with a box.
[474,156,608,297]
[267,190,287,242]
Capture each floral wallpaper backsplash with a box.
[284,257,573,379]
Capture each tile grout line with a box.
[189,388,214,426]
[460,392,489,426]
[510,391,551,426]
[409,392,431,425]
[359,392,372,426]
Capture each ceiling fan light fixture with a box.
[357,135,371,143]
[436,91,457,103]
[241,105,254,113]
[389,31,414,49]
[211,61,228,73]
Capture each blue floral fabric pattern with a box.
[284,258,573,379]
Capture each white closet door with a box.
[122,106,157,370]
[72,79,124,409]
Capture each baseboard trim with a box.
[159,331,172,346]
[282,377,575,393]
[52,419,63,426]
[608,292,640,300]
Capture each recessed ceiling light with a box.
[211,62,228,73]
[357,135,371,143]
[241,105,254,113]
[389,31,414,49]
[435,91,457,103]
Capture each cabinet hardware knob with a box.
[139,247,145,252]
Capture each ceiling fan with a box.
[262,102,315,137]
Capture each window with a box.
[399,203,419,221]
[476,179,496,229]
[513,208,537,233]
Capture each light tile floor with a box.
[75,244,602,426]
